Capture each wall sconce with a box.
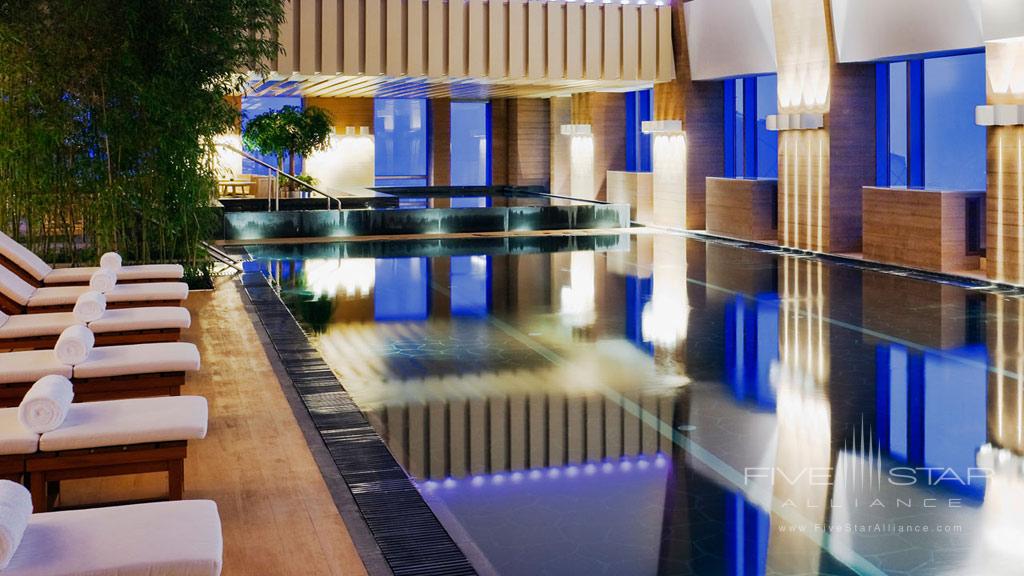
[976,105,1024,126]
[560,124,592,136]
[344,126,371,137]
[641,120,683,134]
[766,113,825,132]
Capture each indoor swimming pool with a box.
[251,232,1018,576]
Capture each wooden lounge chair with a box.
[0,342,201,406]
[0,395,208,512]
[0,231,184,287]
[6,500,222,575]
[0,307,190,351]
[0,266,188,315]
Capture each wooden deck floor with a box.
[61,278,369,576]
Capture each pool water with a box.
[254,232,1023,576]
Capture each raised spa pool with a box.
[250,231,1020,576]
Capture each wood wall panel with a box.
[306,97,375,133]
[550,97,573,196]
[863,187,984,273]
[508,99,552,187]
[430,98,451,186]
[986,40,1024,284]
[706,178,778,241]
[490,99,510,185]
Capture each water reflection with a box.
[256,233,1024,575]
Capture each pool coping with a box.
[238,271,477,576]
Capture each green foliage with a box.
[0,0,284,267]
[242,105,333,176]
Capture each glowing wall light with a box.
[766,113,825,131]
[559,251,597,328]
[562,124,596,201]
[210,132,244,177]
[303,258,376,299]
[976,104,1024,126]
[641,121,687,230]
[305,127,375,193]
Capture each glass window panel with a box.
[755,75,778,179]
[374,98,428,180]
[735,79,745,177]
[923,53,986,191]
[451,101,490,186]
[240,95,304,176]
[889,61,909,188]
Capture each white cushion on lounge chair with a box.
[0,233,52,283]
[0,268,35,307]
[38,396,207,452]
[5,500,223,576]
[0,313,79,339]
[89,307,191,332]
[0,351,71,384]
[0,410,39,456]
[25,282,189,308]
[72,342,200,379]
[43,264,185,285]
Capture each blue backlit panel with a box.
[451,101,490,186]
[374,98,429,181]
[374,258,430,321]
[755,75,778,179]
[924,53,986,191]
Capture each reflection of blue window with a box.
[726,493,769,576]
[241,95,304,176]
[625,275,653,355]
[876,52,985,190]
[625,89,653,172]
[877,344,987,497]
[450,256,490,316]
[374,258,430,321]
[725,76,777,179]
[725,294,779,407]
[451,101,491,187]
[374,98,429,187]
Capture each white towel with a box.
[88,268,117,293]
[73,290,106,324]
[18,375,74,434]
[99,251,122,271]
[0,480,31,570]
[54,324,94,365]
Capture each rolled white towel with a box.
[0,480,31,570]
[54,324,94,365]
[73,290,107,324]
[88,268,117,293]
[18,375,74,434]
[99,251,122,271]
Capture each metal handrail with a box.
[216,143,343,211]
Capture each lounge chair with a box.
[6,499,223,575]
[0,307,190,351]
[0,266,188,315]
[0,394,207,511]
[0,231,184,287]
[0,341,200,406]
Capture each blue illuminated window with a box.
[241,95,304,176]
[374,98,429,187]
[876,52,985,190]
[625,89,653,172]
[451,101,491,187]
[725,76,777,179]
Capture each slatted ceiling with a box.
[427,0,446,77]
[365,0,386,75]
[621,4,639,80]
[584,3,601,80]
[527,1,545,79]
[468,0,488,77]
[657,6,675,81]
[386,0,405,76]
[565,3,583,80]
[407,0,426,76]
[639,5,657,81]
[322,0,340,72]
[280,0,298,74]
[343,0,363,75]
[448,0,467,76]
[546,1,564,79]
[603,5,620,80]
[508,0,526,78]
[300,0,318,74]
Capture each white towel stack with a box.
[0,480,31,570]
[89,268,117,293]
[99,251,122,272]
[54,324,94,365]
[18,375,74,434]
[73,291,107,324]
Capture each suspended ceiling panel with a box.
[831,0,984,62]
[683,0,776,80]
[254,0,674,98]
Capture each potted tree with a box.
[242,105,333,194]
